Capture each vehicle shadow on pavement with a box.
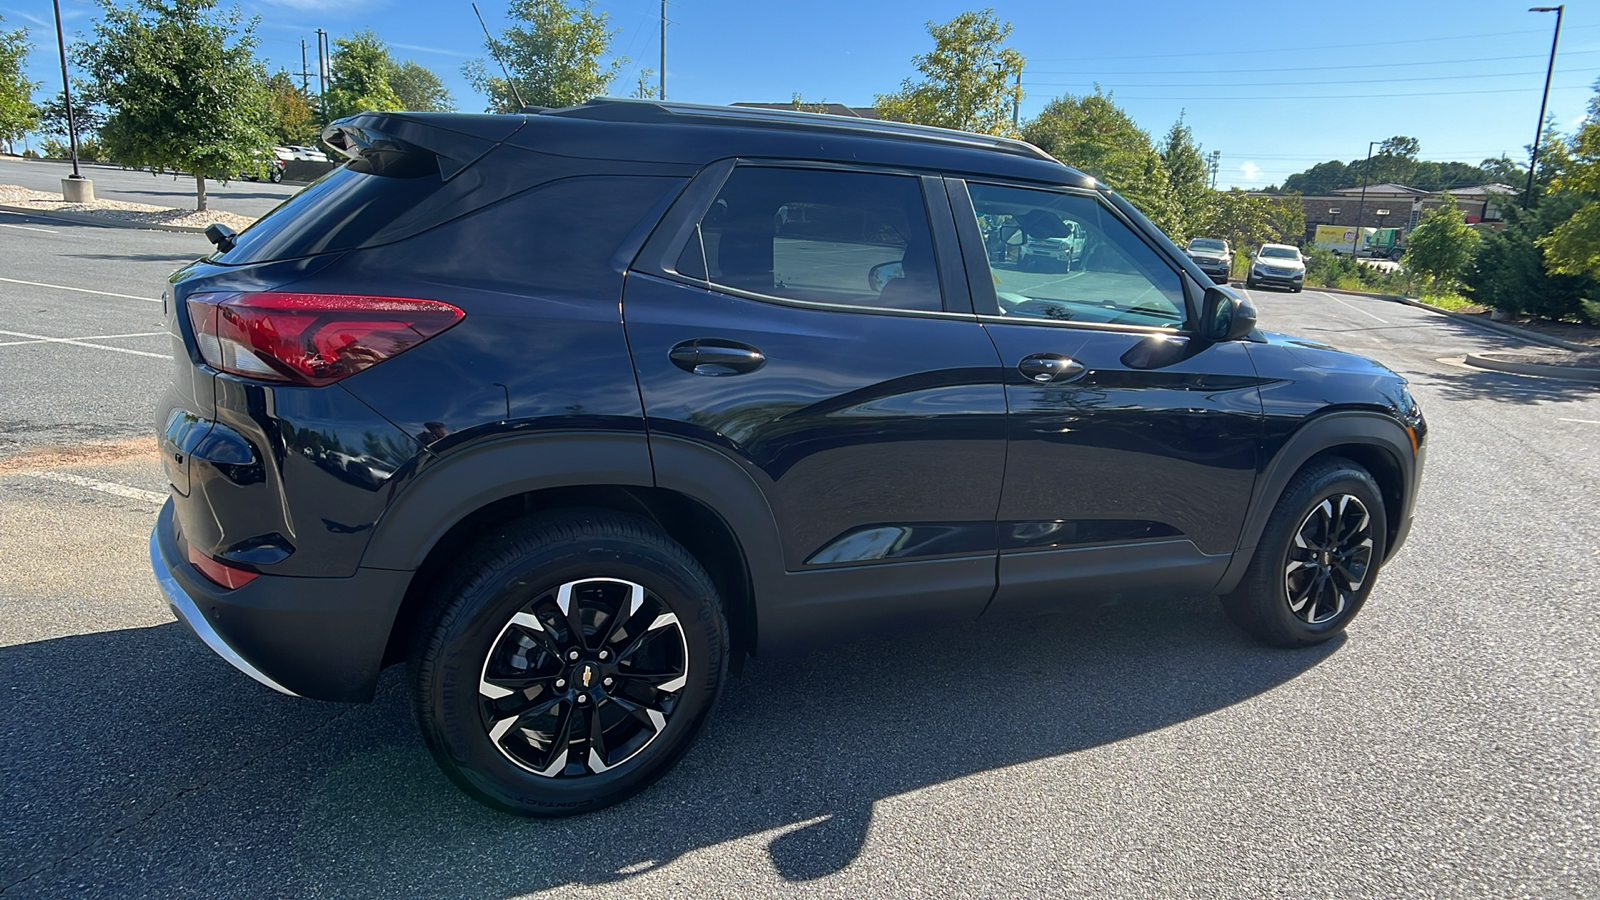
[0,593,1338,897]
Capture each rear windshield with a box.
[212,165,447,265]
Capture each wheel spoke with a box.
[585,703,611,773]
[507,610,565,660]
[554,581,590,650]
[598,581,646,649]
[607,691,669,733]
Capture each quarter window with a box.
[964,183,1185,329]
[679,167,943,312]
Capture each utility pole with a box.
[298,38,312,94]
[993,61,1004,129]
[1525,5,1564,209]
[51,0,91,200]
[316,29,329,117]
[659,0,666,100]
[1012,70,1020,130]
[1354,140,1377,256]
[1209,150,1221,189]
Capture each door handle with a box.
[1017,354,1086,384]
[669,339,766,376]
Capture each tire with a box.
[410,509,727,817]
[1220,459,1387,648]
[1246,278,1258,289]
[269,167,283,184]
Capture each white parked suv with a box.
[1247,243,1306,292]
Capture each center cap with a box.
[576,661,600,690]
[1320,550,1332,567]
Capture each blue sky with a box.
[4,0,1598,188]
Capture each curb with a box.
[1462,353,1600,383]
[1302,284,1594,352]
[0,202,211,234]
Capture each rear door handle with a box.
[1017,354,1086,384]
[669,339,766,376]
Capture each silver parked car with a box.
[1185,237,1232,284]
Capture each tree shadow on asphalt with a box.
[1410,366,1600,406]
[0,594,1339,897]
[63,252,205,265]
[110,188,292,203]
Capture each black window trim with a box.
[944,176,1202,335]
[630,157,977,321]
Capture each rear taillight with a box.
[187,544,259,590]
[185,292,464,387]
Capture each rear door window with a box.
[679,166,945,312]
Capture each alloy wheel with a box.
[1283,494,1375,624]
[478,577,689,778]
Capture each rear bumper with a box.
[150,499,413,702]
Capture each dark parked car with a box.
[152,100,1426,817]
[1185,236,1232,283]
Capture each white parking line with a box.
[0,276,159,302]
[1558,418,1600,424]
[23,471,167,504]
[0,222,59,234]
[0,329,168,358]
[1326,294,1390,324]
[0,330,165,348]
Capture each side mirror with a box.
[204,223,237,253]
[1202,286,1257,342]
[868,260,903,292]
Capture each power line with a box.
[1024,48,1600,77]
[1023,66,1599,90]
[1024,22,1600,63]
[1018,80,1597,102]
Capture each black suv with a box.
[151,100,1425,816]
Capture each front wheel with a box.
[1221,460,1387,647]
[269,167,283,183]
[410,510,727,816]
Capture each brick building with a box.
[1263,183,1517,244]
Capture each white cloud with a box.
[1239,161,1263,182]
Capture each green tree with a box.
[264,71,318,145]
[465,0,624,112]
[1197,189,1305,253]
[1540,97,1600,280]
[324,30,403,120]
[390,59,453,111]
[0,16,38,154]
[874,9,1023,137]
[1282,159,1352,194]
[1023,89,1174,233]
[1403,197,1481,289]
[1159,114,1210,243]
[37,85,107,143]
[632,68,655,99]
[81,0,273,211]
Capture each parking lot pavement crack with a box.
[0,704,360,896]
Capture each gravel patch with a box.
[0,183,256,231]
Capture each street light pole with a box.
[51,0,91,201]
[51,0,79,179]
[1525,5,1564,209]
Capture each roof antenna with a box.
[472,2,528,110]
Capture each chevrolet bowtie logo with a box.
[582,666,593,688]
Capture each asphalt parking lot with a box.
[1,213,1597,898]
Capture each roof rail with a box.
[540,98,1058,163]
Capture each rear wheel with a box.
[1221,460,1387,647]
[410,510,727,816]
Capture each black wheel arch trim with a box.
[360,432,656,571]
[1214,409,1419,596]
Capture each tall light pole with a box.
[1525,5,1563,209]
[51,0,91,201]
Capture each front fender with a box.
[1214,410,1420,595]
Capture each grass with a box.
[1412,289,1483,313]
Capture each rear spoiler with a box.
[322,114,524,181]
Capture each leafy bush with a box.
[1466,193,1598,323]
[1303,247,1413,295]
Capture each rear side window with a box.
[679,166,943,312]
[214,166,447,265]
